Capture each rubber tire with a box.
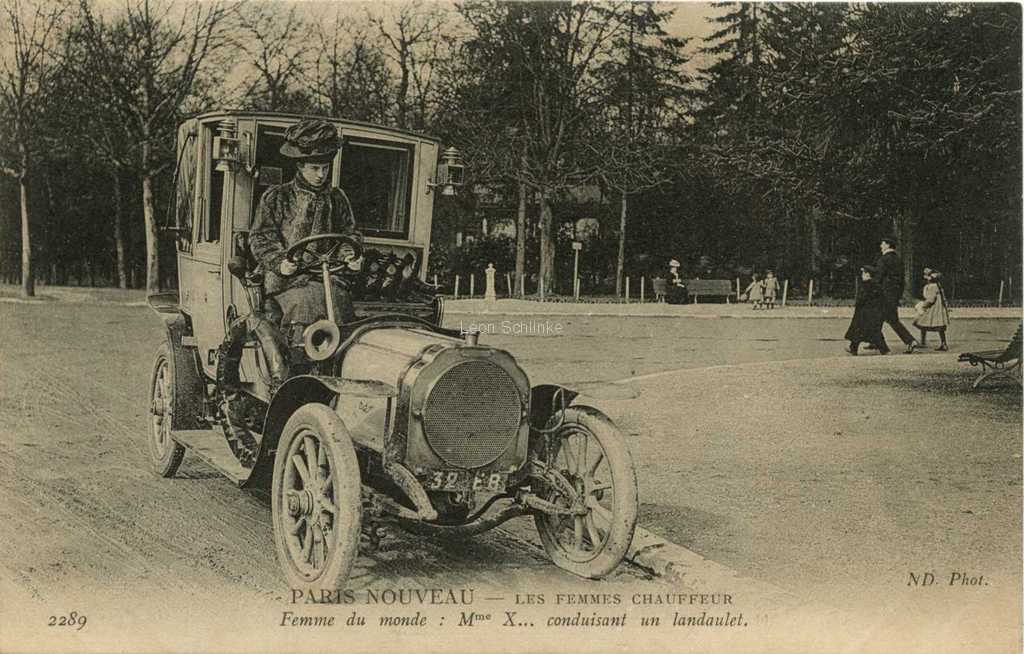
[271,403,362,593]
[148,343,187,478]
[534,406,639,579]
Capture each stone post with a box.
[485,263,497,303]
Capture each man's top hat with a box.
[280,119,341,162]
[880,235,898,247]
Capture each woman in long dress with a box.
[845,265,889,355]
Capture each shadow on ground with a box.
[830,368,1022,402]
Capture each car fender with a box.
[147,293,206,430]
[529,384,580,432]
[247,375,397,488]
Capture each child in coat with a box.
[762,271,780,309]
[913,268,950,350]
[845,265,889,355]
[744,273,764,309]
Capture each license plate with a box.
[425,470,507,492]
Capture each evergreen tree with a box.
[590,1,693,295]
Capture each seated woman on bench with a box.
[666,259,689,304]
[250,119,363,346]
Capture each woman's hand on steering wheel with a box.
[283,233,364,276]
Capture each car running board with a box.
[171,429,251,487]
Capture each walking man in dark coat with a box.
[875,235,920,353]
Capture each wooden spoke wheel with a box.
[271,404,361,592]
[534,406,638,579]
[147,343,186,477]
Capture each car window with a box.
[251,124,292,220]
[193,125,223,245]
[247,125,414,240]
[204,167,224,244]
[175,125,197,253]
[340,137,413,238]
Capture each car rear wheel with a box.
[271,404,362,593]
[148,343,186,477]
[534,406,638,579]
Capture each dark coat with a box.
[875,250,904,305]
[250,174,360,295]
[845,279,886,343]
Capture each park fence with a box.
[433,264,1022,308]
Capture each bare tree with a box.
[76,0,231,293]
[232,2,310,112]
[367,0,449,129]
[311,8,391,122]
[0,0,68,297]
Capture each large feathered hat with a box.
[280,119,341,162]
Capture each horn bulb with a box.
[302,319,341,361]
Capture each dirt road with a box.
[0,303,665,604]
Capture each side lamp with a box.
[427,146,465,196]
[213,119,241,172]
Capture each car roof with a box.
[189,109,441,144]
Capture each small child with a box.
[913,268,950,350]
[845,265,889,355]
[762,270,780,309]
[744,273,764,309]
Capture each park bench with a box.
[684,279,734,303]
[958,322,1022,389]
[651,277,667,302]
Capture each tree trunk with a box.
[396,48,409,129]
[616,190,627,297]
[40,169,58,287]
[538,189,555,295]
[808,209,820,276]
[515,178,527,296]
[113,169,128,289]
[142,170,161,294]
[808,208,821,293]
[893,213,915,301]
[19,143,34,298]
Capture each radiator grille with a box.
[422,360,521,469]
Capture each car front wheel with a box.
[533,406,639,579]
[271,403,362,593]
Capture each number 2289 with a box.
[48,611,87,630]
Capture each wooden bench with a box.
[651,277,668,302]
[958,323,1022,389]
[684,279,734,303]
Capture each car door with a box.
[187,125,228,378]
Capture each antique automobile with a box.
[147,111,638,591]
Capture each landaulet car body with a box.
[145,111,639,592]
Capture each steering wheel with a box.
[284,233,363,275]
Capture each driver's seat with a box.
[229,232,283,326]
